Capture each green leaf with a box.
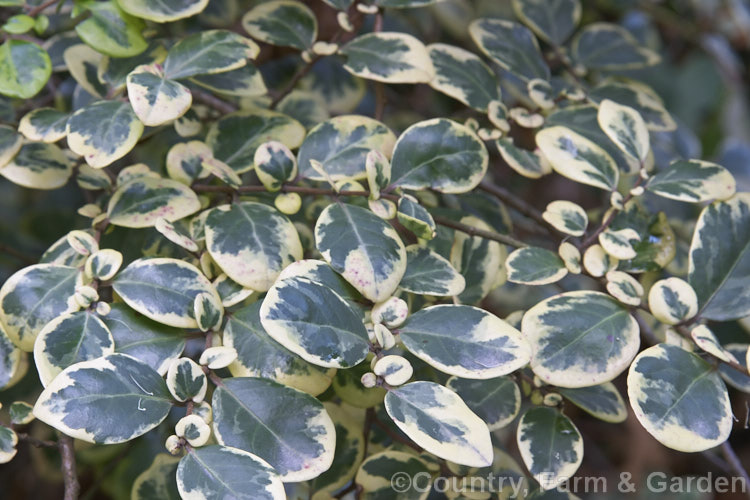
[18,108,68,143]
[558,382,628,423]
[75,1,148,58]
[98,42,168,90]
[9,401,34,425]
[522,291,639,388]
[301,57,366,114]
[627,343,732,452]
[469,18,549,81]
[166,357,206,403]
[113,258,221,329]
[298,115,396,181]
[688,193,750,320]
[212,377,335,481]
[107,177,201,228]
[397,196,436,240]
[597,99,650,162]
[315,202,406,302]
[33,310,115,387]
[0,124,21,168]
[224,301,334,396]
[572,23,659,70]
[254,141,297,191]
[190,63,267,97]
[608,204,675,273]
[447,375,521,430]
[390,118,488,193]
[0,325,23,390]
[384,381,493,467]
[546,104,639,175]
[542,200,587,237]
[506,247,568,285]
[400,305,531,378]
[0,39,51,98]
[66,100,144,169]
[277,259,364,308]
[0,141,72,190]
[426,43,499,111]
[260,276,369,368]
[449,216,505,304]
[205,202,302,291]
[0,426,17,464]
[400,245,465,296]
[207,109,305,174]
[276,90,329,128]
[163,29,259,80]
[517,407,583,490]
[3,14,35,35]
[375,0,440,6]
[104,303,185,376]
[177,445,285,499]
[647,159,736,203]
[63,44,107,98]
[131,454,180,500]
[355,450,431,499]
[311,402,365,496]
[33,353,172,443]
[512,0,581,45]
[0,264,78,352]
[536,125,619,190]
[242,0,318,50]
[126,64,192,127]
[605,270,643,306]
[340,32,435,84]
[118,0,208,22]
[588,79,676,132]
[495,138,550,179]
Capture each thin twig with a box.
[17,433,57,448]
[478,181,555,236]
[191,89,237,114]
[720,441,750,499]
[269,56,322,109]
[26,0,59,16]
[58,434,79,500]
[0,243,36,265]
[432,214,527,248]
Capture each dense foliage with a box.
[1,0,749,498]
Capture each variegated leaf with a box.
[647,159,736,203]
[165,140,210,184]
[0,324,23,390]
[315,202,406,302]
[582,244,618,278]
[97,42,168,90]
[558,382,628,423]
[0,125,21,168]
[447,375,521,430]
[599,227,640,260]
[276,259,364,309]
[254,141,297,191]
[166,357,206,403]
[450,216,505,304]
[207,110,305,174]
[536,126,618,190]
[340,32,435,83]
[104,303,184,376]
[0,264,79,352]
[67,100,144,168]
[588,79,676,132]
[126,64,192,126]
[400,245,465,296]
[718,344,750,393]
[648,277,698,325]
[522,291,639,388]
[177,445,284,500]
[355,450,431,500]
[597,99,650,163]
[469,18,549,81]
[85,249,123,281]
[399,305,531,379]
[572,23,659,70]
[75,1,148,58]
[119,0,208,22]
[112,258,220,329]
[332,358,385,409]
[33,310,115,387]
[311,402,365,496]
[390,118,487,193]
[163,29,259,80]
[190,63,267,97]
[384,381,493,467]
[131,454,180,500]
[506,247,568,285]
[517,407,583,490]
[542,200,587,237]
[426,43,499,111]
[205,202,302,292]
[18,108,68,143]
[224,301,334,396]
[0,142,72,190]
[33,353,172,443]
[605,270,643,306]
[627,343,732,452]
[298,115,395,181]
[242,0,318,50]
[688,193,750,321]
[63,44,106,98]
[0,426,17,464]
[691,325,738,364]
[260,276,369,368]
[512,0,581,45]
[0,39,51,99]
[212,377,335,481]
[495,138,550,179]
[397,196,436,240]
[107,177,201,228]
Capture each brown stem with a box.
[58,434,79,500]
[720,441,750,499]
[270,56,321,109]
[431,215,527,248]
[373,82,386,121]
[0,243,36,265]
[191,89,237,114]
[478,181,556,237]
[26,0,59,16]
[17,433,57,448]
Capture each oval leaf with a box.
[120,0,208,22]
[506,246,568,285]
[0,39,51,98]
[573,23,659,70]
[0,141,72,190]
[399,245,465,296]
[426,43,499,111]
[558,382,628,423]
[469,18,549,81]
[341,32,435,83]
[512,0,581,45]
[242,0,318,50]
[127,64,192,126]
[647,159,736,203]
[163,29,259,80]
[107,176,201,228]
[447,375,521,430]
